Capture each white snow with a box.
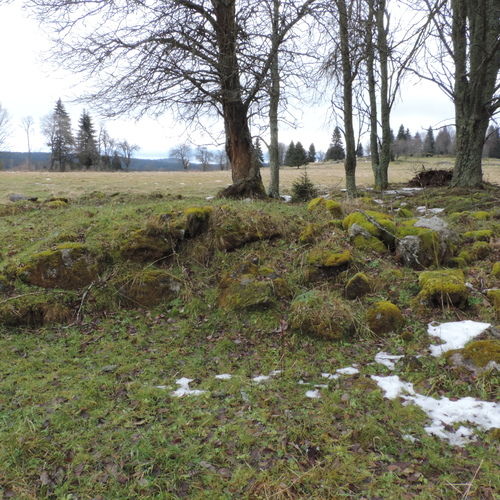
[321,366,359,379]
[321,373,340,380]
[305,389,321,399]
[280,195,292,202]
[375,352,404,370]
[215,374,232,380]
[171,377,206,397]
[371,375,500,446]
[205,196,215,201]
[428,320,491,357]
[252,370,281,383]
[155,385,168,389]
[416,206,445,214]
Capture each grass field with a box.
[0,165,498,498]
[1,157,499,200]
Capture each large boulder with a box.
[417,269,468,308]
[366,301,404,334]
[18,243,103,290]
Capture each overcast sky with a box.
[0,0,455,158]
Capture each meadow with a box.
[0,158,498,499]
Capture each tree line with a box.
[1,0,499,195]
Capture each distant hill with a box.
[0,151,226,172]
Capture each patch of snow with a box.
[402,434,417,443]
[281,195,292,202]
[305,389,321,399]
[179,182,186,185]
[321,373,340,380]
[373,199,384,205]
[375,352,404,370]
[371,375,500,446]
[171,377,206,397]
[215,374,232,380]
[252,370,281,383]
[336,366,359,375]
[428,320,491,357]
[314,384,328,389]
[205,196,214,201]
[401,187,423,192]
[155,385,168,389]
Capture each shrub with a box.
[291,171,318,202]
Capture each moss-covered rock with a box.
[397,207,413,218]
[307,197,343,217]
[345,273,371,300]
[299,223,320,244]
[417,269,468,308]
[44,200,68,209]
[120,229,175,263]
[470,241,491,260]
[352,234,387,253]
[462,230,493,242]
[116,269,181,307]
[342,210,395,248]
[493,262,500,279]
[184,206,213,238]
[289,290,354,340]
[217,264,289,310]
[447,257,467,269]
[471,211,491,220]
[458,250,473,264]
[445,340,500,374]
[366,301,404,334]
[305,248,352,282]
[0,292,75,327]
[18,243,103,290]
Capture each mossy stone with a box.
[352,235,387,253]
[471,241,491,260]
[120,229,174,263]
[0,293,75,327]
[417,269,468,308]
[345,272,371,300]
[458,250,473,264]
[299,223,320,244]
[447,257,467,269]
[44,200,68,209]
[445,340,500,374]
[289,290,354,340]
[307,197,343,217]
[471,211,490,220]
[18,243,102,290]
[462,230,493,242]
[397,207,413,218]
[184,206,213,237]
[492,262,500,279]
[366,301,404,334]
[217,265,289,310]
[486,289,500,318]
[306,249,352,268]
[343,210,395,248]
[396,226,442,268]
[116,269,181,307]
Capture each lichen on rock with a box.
[289,290,354,340]
[417,269,468,308]
[445,340,500,375]
[366,301,404,334]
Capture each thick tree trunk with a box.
[376,0,390,190]
[337,0,357,197]
[366,0,380,187]
[268,0,281,199]
[214,1,266,199]
[450,0,499,187]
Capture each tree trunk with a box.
[268,0,281,199]
[365,0,380,187]
[337,0,357,197]
[376,0,390,190]
[450,0,499,187]
[214,1,266,199]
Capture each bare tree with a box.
[415,0,500,186]
[196,146,213,171]
[0,103,9,150]
[215,149,229,170]
[170,143,192,170]
[118,140,139,170]
[23,0,322,197]
[98,127,116,170]
[21,116,34,167]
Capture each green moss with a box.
[366,301,404,334]
[447,257,467,269]
[289,290,354,340]
[18,243,102,290]
[307,197,324,211]
[471,211,491,220]
[471,241,491,260]
[458,250,473,264]
[0,274,10,293]
[446,340,500,368]
[307,197,343,217]
[120,229,174,263]
[44,200,68,209]
[184,206,213,237]
[352,235,387,253]
[397,207,413,218]
[396,225,442,267]
[417,269,468,308]
[486,289,500,318]
[307,249,352,268]
[343,210,395,248]
[493,262,500,279]
[462,230,493,242]
[115,269,181,308]
[299,223,320,244]
[345,272,371,300]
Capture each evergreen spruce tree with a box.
[356,143,364,157]
[76,110,99,169]
[111,151,123,170]
[284,141,296,166]
[44,98,74,171]
[254,138,264,164]
[423,127,435,156]
[294,141,307,167]
[325,126,345,161]
[307,143,316,163]
[396,124,406,141]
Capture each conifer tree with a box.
[254,138,264,164]
[307,143,316,163]
[325,126,345,161]
[284,141,296,166]
[356,143,364,157]
[423,127,435,156]
[43,98,74,171]
[294,141,307,167]
[76,110,99,169]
